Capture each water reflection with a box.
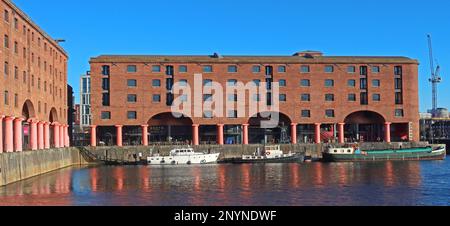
[0,160,449,206]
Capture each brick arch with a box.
[22,100,36,120]
[49,108,59,123]
[147,112,193,126]
[248,111,292,128]
[344,110,386,124]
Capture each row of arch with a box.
[91,110,410,146]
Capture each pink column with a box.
[338,123,345,144]
[90,125,97,147]
[59,124,64,148]
[44,122,50,149]
[65,125,70,147]
[14,118,24,152]
[142,125,149,146]
[4,117,14,152]
[0,115,4,153]
[29,119,38,151]
[217,124,224,145]
[385,122,392,143]
[291,123,298,144]
[192,124,199,146]
[53,123,60,148]
[38,121,44,150]
[242,124,249,145]
[315,123,322,144]
[116,125,123,147]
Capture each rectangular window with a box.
[14,41,18,54]
[203,65,213,73]
[394,66,402,75]
[14,94,18,107]
[372,66,380,73]
[152,79,161,87]
[325,79,334,87]
[395,92,403,105]
[127,79,137,87]
[373,79,381,87]
[347,66,356,73]
[280,94,287,102]
[301,110,311,118]
[373,94,381,101]
[325,66,334,73]
[203,111,213,119]
[325,94,335,102]
[203,94,213,102]
[101,112,111,119]
[279,79,286,87]
[360,92,368,105]
[152,65,161,73]
[395,78,402,89]
[153,94,161,103]
[228,94,238,102]
[301,79,310,87]
[178,79,188,87]
[348,79,356,87]
[4,61,8,75]
[325,110,335,118]
[127,111,137,119]
[278,66,286,73]
[348,94,356,101]
[300,65,310,73]
[252,66,261,73]
[4,10,9,22]
[228,110,238,118]
[102,93,110,106]
[301,94,311,102]
[360,78,368,89]
[4,35,9,48]
[179,65,187,73]
[395,109,404,117]
[127,65,137,73]
[166,65,174,76]
[228,65,238,73]
[360,66,368,75]
[227,79,238,86]
[102,78,110,90]
[4,91,8,105]
[127,94,137,103]
[203,79,212,86]
[102,65,110,75]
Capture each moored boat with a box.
[147,148,220,165]
[220,145,305,164]
[323,145,446,162]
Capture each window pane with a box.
[372,66,380,73]
[325,79,334,87]
[152,65,161,72]
[179,65,187,73]
[278,66,286,73]
[325,66,334,73]
[373,94,381,101]
[348,94,356,101]
[373,80,380,87]
[127,111,137,119]
[301,79,310,87]
[348,80,356,87]
[347,66,356,73]
[203,65,213,73]
[252,66,261,73]
[280,94,287,102]
[127,65,137,73]
[301,94,310,102]
[127,79,137,87]
[300,66,310,73]
[325,94,334,101]
[228,65,237,73]
[301,110,311,118]
[152,79,161,87]
[279,79,286,87]
[152,94,161,103]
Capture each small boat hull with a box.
[147,153,220,165]
[323,147,446,162]
[220,153,305,164]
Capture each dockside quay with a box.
[89,52,419,147]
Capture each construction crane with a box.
[428,34,442,117]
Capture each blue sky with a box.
[13,0,450,112]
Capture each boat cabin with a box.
[170,148,195,156]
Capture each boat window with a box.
[348,150,351,153]
[334,150,338,153]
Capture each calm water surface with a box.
[0,159,449,206]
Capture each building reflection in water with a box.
[0,160,432,206]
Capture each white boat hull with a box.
[147,153,220,165]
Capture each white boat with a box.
[220,145,304,164]
[147,148,220,165]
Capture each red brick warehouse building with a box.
[89,51,419,147]
[0,0,69,153]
